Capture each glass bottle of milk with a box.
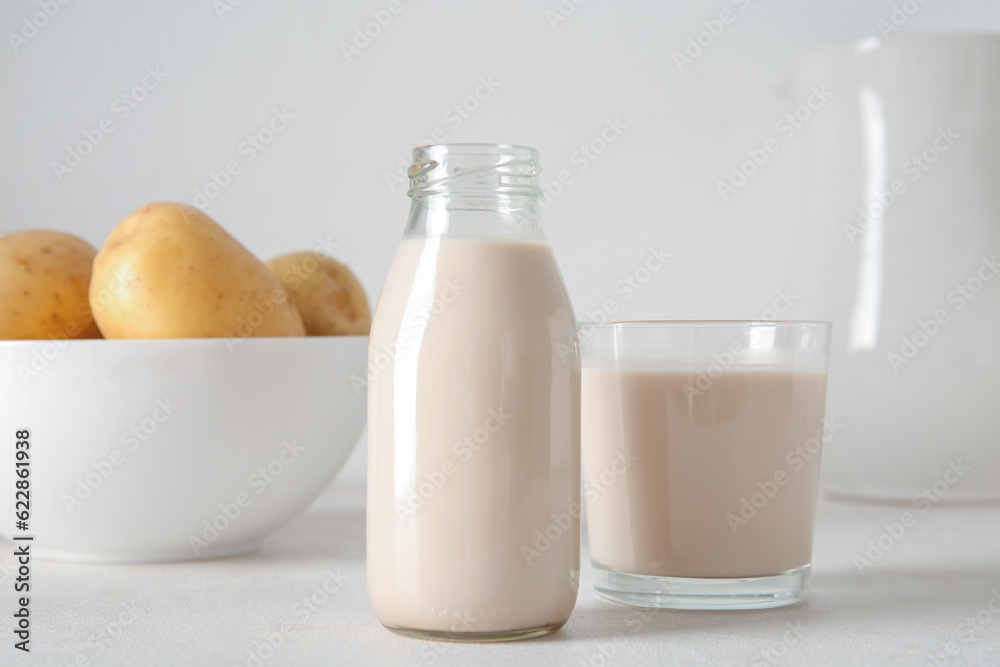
[366,144,580,641]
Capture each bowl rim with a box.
[0,335,369,349]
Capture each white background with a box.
[2,0,999,486]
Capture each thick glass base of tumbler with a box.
[383,622,564,643]
[593,564,810,610]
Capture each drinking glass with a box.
[581,321,831,609]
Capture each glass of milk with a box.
[580,321,831,609]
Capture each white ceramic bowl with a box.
[0,336,368,562]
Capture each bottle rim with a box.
[412,143,538,157]
[407,144,542,198]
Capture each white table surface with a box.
[3,482,999,667]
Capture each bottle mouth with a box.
[407,144,542,198]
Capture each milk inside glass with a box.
[367,145,580,640]
[583,366,827,578]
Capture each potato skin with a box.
[265,252,371,336]
[90,203,305,339]
[0,229,102,340]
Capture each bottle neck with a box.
[404,144,546,241]
[404,193,546,240]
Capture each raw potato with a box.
[265,252,371,336]
[0,229,102,340]
[91,203,306,339]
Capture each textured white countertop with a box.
[3,482,999,667]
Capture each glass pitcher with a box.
[783,34,1000,501]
